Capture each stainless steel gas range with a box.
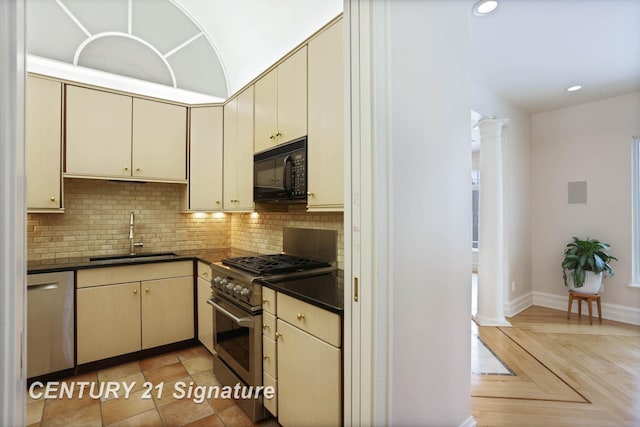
[207,228,337,421]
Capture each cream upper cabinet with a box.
[307,19,344,211]
[254,70,278,152]
[132,98,187,182]
[26,76,63,212]
[223,87,254,211]
[66,85,187,183]
[66,85,132,179]
[254,47,307,152]
[188,106,223,211]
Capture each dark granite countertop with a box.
[26,247,260,274]
[258,270,344,314]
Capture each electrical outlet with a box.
[511,281,516,292]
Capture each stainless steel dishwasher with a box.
[27,271,74,378]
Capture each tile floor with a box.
[26,346,280,427]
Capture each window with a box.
[633,138,640,285]
[472,170,479,250]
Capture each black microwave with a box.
[254,137,307,203]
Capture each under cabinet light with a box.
[473,0,498,16]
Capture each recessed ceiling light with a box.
[473,0,499,16]
[567,85,582,92]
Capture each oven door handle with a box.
[207,299,255,328]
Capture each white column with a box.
[474,118,511,327]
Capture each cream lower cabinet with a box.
[263,289,342,426]
[26,76,63,212]
[262,287,278,416]
[307,18,344,212]
[76,261,194,364]
[77,282,141,364]
[196,262,214,353]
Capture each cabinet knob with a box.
[262,298,269,304]
[136,167,141,172]
[145,287,149,293]
[296,313,305,321]
[263,323,270,330]
[269,134,275,140]
[216,200,220,204]
[133,289,138,294]
[124,166,129,171]
[203,271,208,277]
[307,192,315,197]
[276,131,282,137]
[263,355,270,361]
[50,196,56,202]
[275,332,282,340]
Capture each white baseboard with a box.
[459,415,477,427]
[504,291,533,318]
[533,291,640,326]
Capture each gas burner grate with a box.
[222,254,332,275]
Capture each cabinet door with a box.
[141,276,194,349]
[307,19,344,211]
[77,282,141,364]
[223,96,238,210]
[26,76,62,210]
[254,69,278,152]
[190,106,223,210]
[235,86,255,210]
[66,85,132,178]
[277,47,307,145]
[197,276,214,353]
[132,98,187,182]
[277,319,341,427]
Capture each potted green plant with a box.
[562,237,618,294]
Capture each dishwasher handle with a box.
[207,299,254,328]
[28,283,59,291]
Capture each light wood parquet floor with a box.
[471,306,640,427]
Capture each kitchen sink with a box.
[89,252,178,265]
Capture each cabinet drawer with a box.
[262,287,277,315]
[277,293,341,347]
[263,335,277,378]
[77,261,193,288]
[262,311,276,341]
[197,261,212,281]
[263,372,277,416]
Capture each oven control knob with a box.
[214,276,222,284]
[241,288,250,297]
[220,279,228,286]
[226,283,235,291]
[233,285,243,293]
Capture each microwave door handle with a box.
[207,299,254,328]
[283,154,293,194]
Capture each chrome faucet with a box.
[129,212,144,255]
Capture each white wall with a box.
[386,1,472,425]
[532,91,640,322]
[0,0,27,424]
[471,82,532,308]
